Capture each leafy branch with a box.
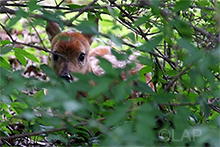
[0,23,67,59]
[0,118,105,141]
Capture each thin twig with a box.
[159,102,200,107]
[109,0,176,72]
[28,19,47,49]
[0,23,66,59]
[1,3,144,13]
[57,0,65,7]
[74,0,98,19]
[99,32,176,68]
[163,64,192,92]
[2,1,217,45]
[0,23,14,41]
[2,1,216,12]
[160,99,220,114]
[187,21,219,43]
[0,127,67,141]
[0,118,105,140]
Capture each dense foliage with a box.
[0,0,219,146]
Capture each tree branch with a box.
[73,0,98,19]
[160,98,220,113]
[0,118,105,141]
[163,64,192,92]
[0,23,66,60]
[159,102,199,107]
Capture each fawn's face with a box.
[51,32,91,81]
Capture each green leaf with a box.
[41,64,57,79]
[0,46,13,54]
[6,16,21,29]
[23,111,35,121]
[32,18,46,26]
[173,107,191,141]
[178,38,204,64]
[139,66,153,83]
[177,38,195,52]
[10,102,28,108]
[1,102,8,110]
[154,93,177,103]
[137,35,163,52]
[24,53,39,63]
[0,57,11,70]
[47,134,68,145]
[40,10,63,24]
[74,20,98,34]
[111,49,129,61]
[109,34,123,47]
[134,15,150,27]
[126,32,136,43]
[14,51,27,66]
[103,100,115,107]
[137,56,153,65]
[134,81,154,95]
[136,103,157,145]
[139,66,153,74]
[14,48,39,63]
[106,102,131,127]
[88,78,112,97]
[189,68,205,88]
[33,89,45,99]
[113,82,129,101]
[27,0,41,11]
[87,12,96,22]
[165,70,179,76]
[108,7,120,18]
[98,57,117,76]
[63,100,81,112]
[173,19,192,39]
[16,9,29,18]
[0,40,11,45]
[175,0,191,12]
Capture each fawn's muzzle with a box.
[60,71,73,82]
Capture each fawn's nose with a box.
[60,72,73,82]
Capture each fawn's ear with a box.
[46,21,61,42]
[83,34,93,45]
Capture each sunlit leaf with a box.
[14,51,27,66]
[0,57,11,69]
[0,40,11,45]
[13,48,39,63]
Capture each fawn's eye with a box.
[78,53,85,62]
[53,53,59,61]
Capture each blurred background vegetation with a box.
[0,0,219,146]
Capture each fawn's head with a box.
[46,22,93,82]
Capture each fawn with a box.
[46,21,154,90]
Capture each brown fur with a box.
[89,46,111,57]
[46,21,61,42]
[89,46,154,90]
[51,32,92,76]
